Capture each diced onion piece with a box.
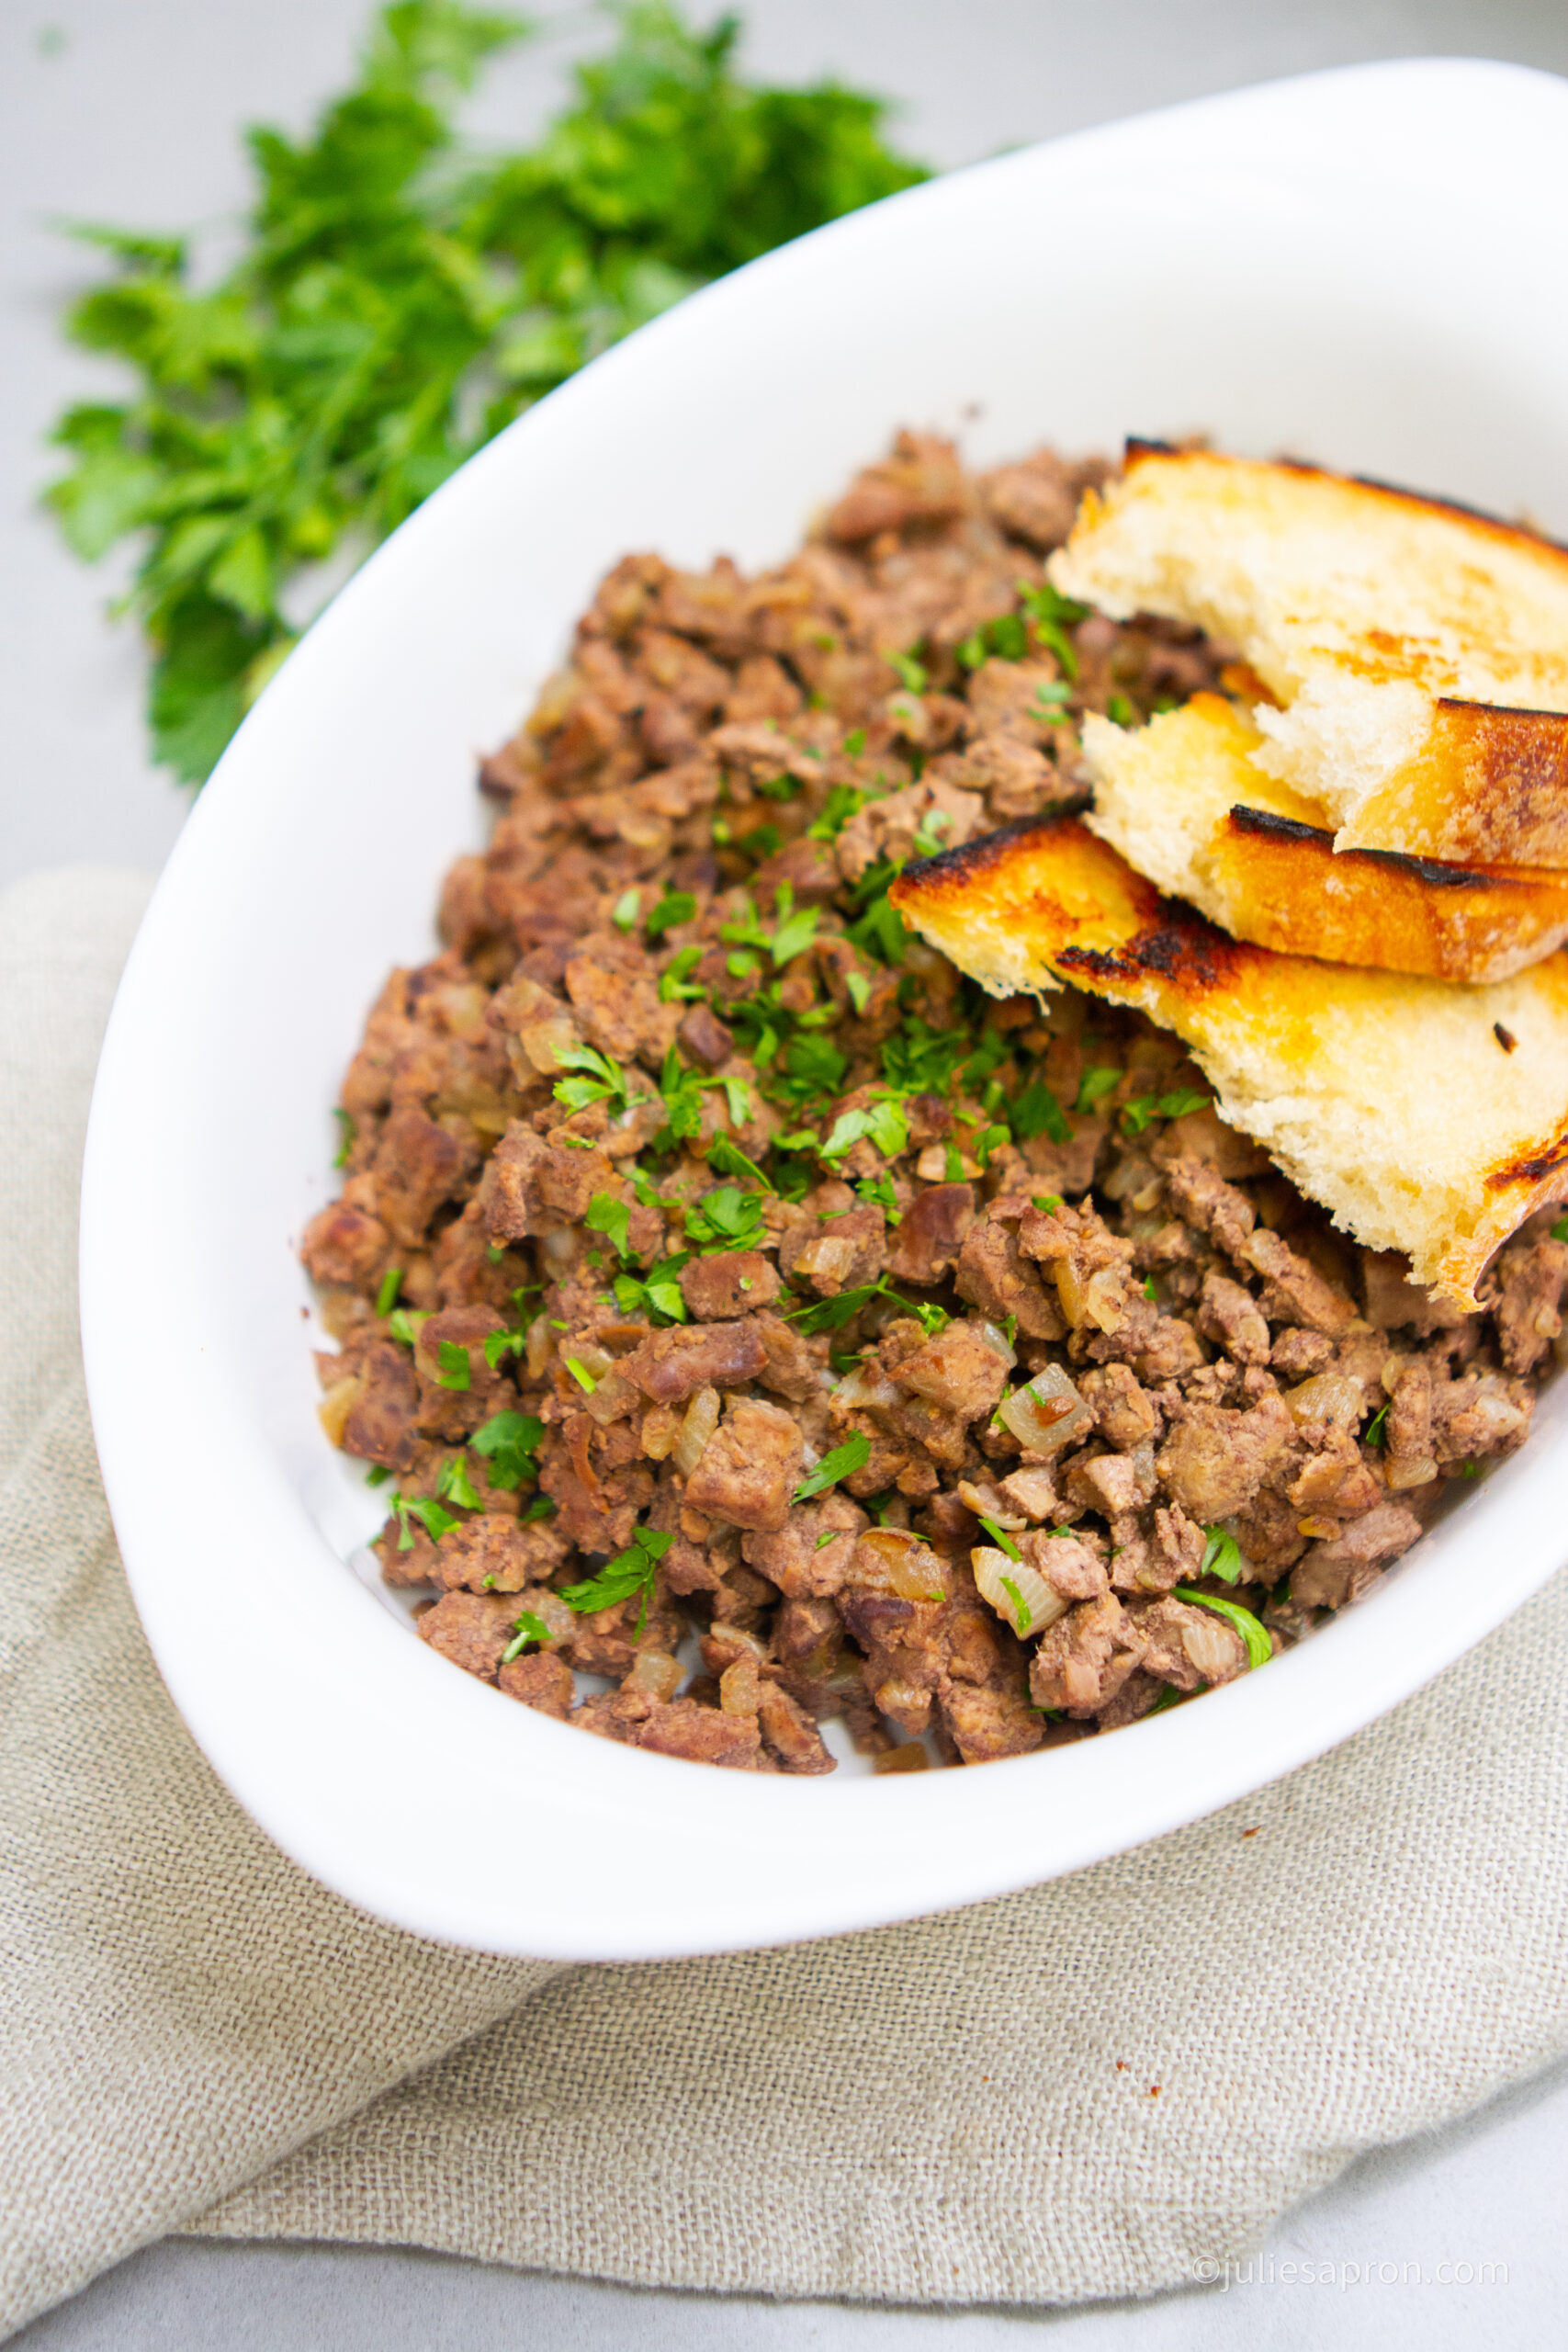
[1054,1258,1129,1332]
[719,1655,761,1715]
[1284,1372,1364,1430]
[971,1546,1069,1638]
[956,1476,1027,1530]
[640,1404,682,1462]
[854,1526,946,1600]
[525,1316,554,1380]
[998,1363,1090,1455]
[672,1384,721,1476]
[1385,1453,1439,1492]
[626,1648,682,1701]
[316,1374,364,1448]
[874,1743,930,1774]
[975,1319,1018,1370]
[831,1362,901,1419]
[518,1012,582,1075]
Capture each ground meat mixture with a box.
[304,432,1564,1774]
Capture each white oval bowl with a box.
[81,57,1568,1961]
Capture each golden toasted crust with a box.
[1051,445,1568,865]
[890,817,1568,1305]
[1083,695,1568,981]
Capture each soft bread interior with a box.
[1083,695,1568,982]
[1050,447,1568,866]
[890,817,1568,1306]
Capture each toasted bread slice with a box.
[1082,694,1568,982]
[889,818,1568,1305]
[1049,445,1568,866]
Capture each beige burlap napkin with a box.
[6,865,1568,2338]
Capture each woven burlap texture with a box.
[5,866,1567,2340]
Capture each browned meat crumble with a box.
[304,432,1563,1774]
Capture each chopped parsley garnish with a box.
[559,1524,673,1632]
[435,1340,472,1391]
[333,1108,355,1169]
[821,1093,908,1161]
[1174,1586,1272,1669]
[469,1408,544,1490]
[611,888,641,931]
[1363,1403,1390,1449]
[956,610,1029,669]
[375,1266,403,1317]
[435,1452,482,1510]
[890,650,927,693]
[808,781,877,841]
[501,1610,552,1666]
[814,1528,840,1550]
[1075,1066,1121,1114]
[365,1463,391,1487]
[389,1490,460,1552]
[707,1133,773,1191]
[1032,1193,1064,1214]
[659,944,706,1002]
[1012,1080,1072,1145]
[1143,1275,1158,1303]
[685,1183,768,1252]
[554,1042,637,1114]
[387,1306,427,1349]
[1108,693,1135,727]
[565,1356,599,1394]
[1198,1525,1244,1585]
[1553,1217,1568,1244]
[1017,579,1089,676]
[585,1191,633,1261]
[646,889,697,940]
[794,1432,872,1501]
[998,1574,1031,1634]
[1122,1086,1213,1136]
[977,1515,1021,1561]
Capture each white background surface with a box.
[7,2,1568,2343]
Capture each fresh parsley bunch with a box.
[45,0,927,782]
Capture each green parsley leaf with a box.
[1198,1525,1245,1584]
[585,1191,632,1261]
[1012,1080,1072,1145]
[387,1306,428,1349]
[842,727,866,755]
[333,1108,355,1168]
[1363,1403,1390,1448]
[389,1490,460,1551]
[559,1525,674,1631]
[977,1515,1021,1562]
[814,1528,840,1550]
[366,1463,392,1487]
[521,1494,556,1523]
[565,1356,599,1394]
[685,1182,768,1251]
[47,2,928,783]
[554,1041,635,1114]
[1552,1217,1568,1244]
[1032,1193,1065,1214]
[375,1266,403,1317]
[647,889,698,940]
[808,781,876,841]
[1016,579,1089,677]
[1143,1275,1157,1302]
[501,1609,552,1665]
[434,1339,471,1391]
[707,1133,773,1192]
[659,944,706,1003]
[1108,693,1135,726]
[1075,1066,1121,1114]
[470,1408,543,1490]
[611,888,641,931]
[890,650,927,693]
[436,1452,482,1510]
[794,1432,872,1501]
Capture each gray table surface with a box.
[6,2,1568,2343]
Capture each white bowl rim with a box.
[80,53,1568,1961]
